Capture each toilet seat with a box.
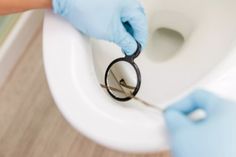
[43,0,236,152]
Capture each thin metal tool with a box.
[119,79,136,90]
[110,70,128,96]
[100,84,163,112]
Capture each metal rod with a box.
[100,84,163,112]
[110,70,129,97]
[119,79,136,90]
[100,84,124,94]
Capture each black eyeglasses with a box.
[104,42,142,101]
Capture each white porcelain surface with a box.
[43,0,236,152]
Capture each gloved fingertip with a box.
[52,0,59,14]
[121,8,148,52]
[52,0,66,15]
[125,51,134,56]
[134,38,144,50]
[190,89,222,113]
[121,38,137,56]
[164,109,192,131]
[123,44,137,56]
[115,22,139,56]
[139,39,147,50]
[133,22,148,50]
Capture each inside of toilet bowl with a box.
[146,11,195,63]
[147,27,185,62]
[91,11,196,107]
[91,2,236,109]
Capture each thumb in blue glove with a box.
[164,90,236,157]
[52,0,148,55]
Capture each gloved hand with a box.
[52,0,148,55]
[164,90,236,157]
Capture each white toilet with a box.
[43,0,236,153]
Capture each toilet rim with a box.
[43,12,173,152]
[43,10,236,152]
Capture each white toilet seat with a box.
[43,0,236,152]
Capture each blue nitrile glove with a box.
[164,90,236,157]
[52,0,148,55]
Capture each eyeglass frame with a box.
[104,42,142,101]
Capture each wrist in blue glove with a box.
[164,90,236,157]
[52,0,148,55]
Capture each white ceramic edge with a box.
[43,11,236,153]
[0,10,44,89]
[43,12,170,153]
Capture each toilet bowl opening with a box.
[147,27,185,62]
[145,10,195,63]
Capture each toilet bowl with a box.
[43,0,236,152]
